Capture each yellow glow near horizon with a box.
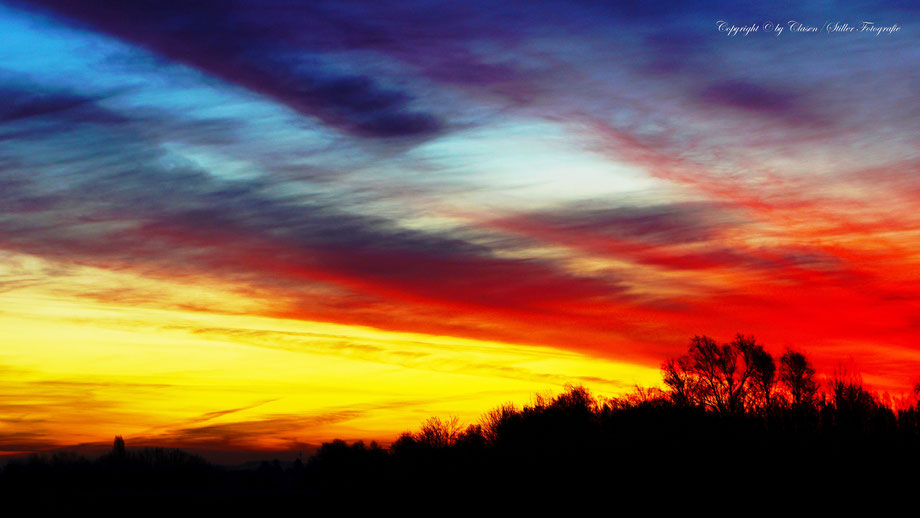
[0,267,660,454]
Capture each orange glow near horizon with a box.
[0,256,660,455]
[3,247,918,458]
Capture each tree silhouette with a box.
[481,403,517,445]
[112,435,126,458]
[662,356,700,407]
[414,416,463,448]
[778,348,818,408]
[662,334,773,414]
[829,366,877,415]
[748,345,777,412]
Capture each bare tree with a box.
[778,348,818,408]
[662,334,774,414]
[662,356,700,407]
[481,403,517,444]
[415,416,463,448]
[828,365,876,413]
[747,344,777,412]
[686,335,730,412]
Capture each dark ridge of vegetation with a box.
[4,333,920,509]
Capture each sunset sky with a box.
[2,1,919,459]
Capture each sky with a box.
[1,1,919,460]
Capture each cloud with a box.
[500,202,743,246]
[0,84,124,125]
[0,81,635,347]
[488,201,847,278]
[128,398,441,452]
[173,323,632,391]
[701,80,797,112]
[18,0,447,139]
[697,80,823,126]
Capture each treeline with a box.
[270,333,920,504]
[659,333,916,425]
[288,333,920,504]
[4,333,920,508]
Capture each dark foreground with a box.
[3,385,920,511]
